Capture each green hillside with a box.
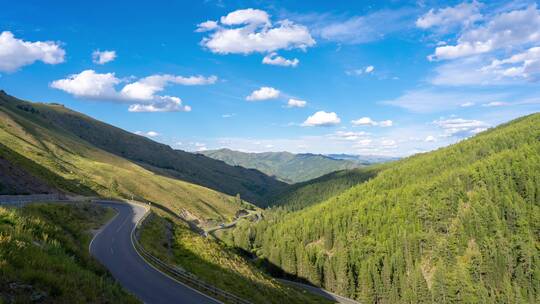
[269,167,380,211]
[0,91,258,222]
[0,91,332,303]
[226,113,540,303]
[139,212,331,304]
[0,90,286,206]
[200,148,362,183]
[0,203,138,303]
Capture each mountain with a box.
[225,113,540,303]
[200,148,362,183]
[0,91,286,210]
[0,91,268,225]
[325,153,399,164]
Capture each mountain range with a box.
[199,149,367,183]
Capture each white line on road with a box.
[116,213,130,232]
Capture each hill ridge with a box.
[0,91,286,206]
[200,148,363,183]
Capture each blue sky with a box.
[1,0,539,156]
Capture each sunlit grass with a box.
[0,203,138,303]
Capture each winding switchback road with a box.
[90,200,221,304]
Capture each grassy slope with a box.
[200,148,361,183]
[139,212,332,304]
[0,203,138,303]
[7,92,286,205]
[228,113,540,303]
[0,93,250,222]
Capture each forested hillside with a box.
[269,167,380,211]
[200,148,361,183]
[0,91,285,205]
[139,212,331,304]
[227,113,540,303]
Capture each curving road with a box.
[90,200,221,304]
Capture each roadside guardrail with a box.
[131,209,252,304]
[1,195,252,304]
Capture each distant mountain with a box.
[199,148,363,183]
[0,90,285,213]
[226,113,540,303]
[325,153,399,164]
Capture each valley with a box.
[2,2,540,302]
[1,91,539,304]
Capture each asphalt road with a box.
[277,279,360,304]
[90,201,221,304]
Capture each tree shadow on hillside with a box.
[139,201,206,235]
[142,214,332,304]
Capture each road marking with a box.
[111,247,114,255]
[128,203,224,304]
[89,206,120,254]
[116,213,130,232]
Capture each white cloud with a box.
[352,117,377,126]
[199,9,315,55]
[482,101,508,107]
[425,135,436,142]
[246,86,280,101]
[193,142,208,152]
[481,46,540,81]
[262,52,299,67]
[135,131,159,137]
[433,118,489,137]
[51,70,216,112]
[346,65,375,76]
[302,111,341,127]
[416,1,482,30]
[196,20,219,32]
[220,8,270,26]
[381,88,506,113]
[50,70,120,98]
[461,102,475,107]
[128,96,191,112]
[432,46,540,86]
[430,5,540,60]
[333,130,369,141]
[379,120,393,127]
[355,138,373,146]
[0,31,65,72]
[222,113,235,118]
[351,117,393,127]
[92,50,116,65]
[121,74,217,100]
[381,139,397,147]
[287,98,307,108]
[430,56,512,86]
[316,9,413,44]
